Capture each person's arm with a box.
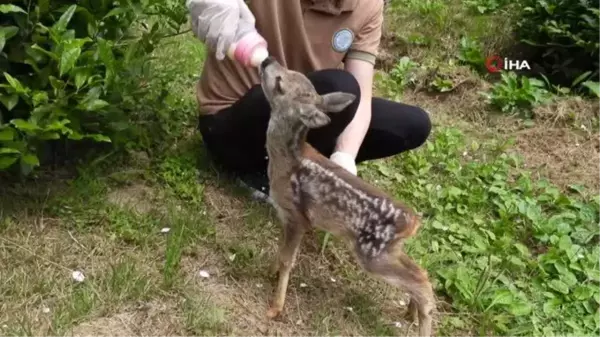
[329,2,383,175]
[334,59,374,158]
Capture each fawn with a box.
[259,56,435,337]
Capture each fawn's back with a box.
[291,150,420,257]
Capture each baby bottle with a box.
[226,31,269,68]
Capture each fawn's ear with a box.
[299,105,331,129]
[318,92,356,113]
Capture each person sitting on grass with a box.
[187,0,431,204]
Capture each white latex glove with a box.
[330,151,357,176]
[187,0,256,60]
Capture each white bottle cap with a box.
[249,47,269,67]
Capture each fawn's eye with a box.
[275,76,285,94]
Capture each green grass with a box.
[1,1,599,336]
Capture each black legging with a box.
[198,68,432,175]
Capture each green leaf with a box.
[513,242,531,257]
[49,76,66,93]
[10,119,40,132]
[103,7,128,20]
[508,301,532,316]
[0,26,19,53]
[0,147,20,154]
[573,286,594,300]
[586,268,600,282]
[543,298,561,315]
[32,91,49,107]
[84,99,109,111]
[3,73,27,94]
[582,81,600,98]
[0,94,18,111]
[59,43,82,76]
[486,289,514,310]
[0,4,26,14]
[97,38,115,85]
[38,0,50,14]
[30,44,59,61]
[73,68,91,90]
[572,71,592,87]
[53,5,78,33]
[21,153,39,166]
[87,134,111,142]
[0,156,18,169]
[0,128,15,141]
[39,132,61,140]
[548,279,570,294]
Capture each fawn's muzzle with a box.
[261,56,276,71]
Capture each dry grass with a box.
[511,127,599,191]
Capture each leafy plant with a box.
[457,36,486,73]
[481,71,552,117]
[389,56,419,93]
[0,1,188,175]
[464,0,512,14]
[581,81,600,98]
[515,0,599,86]
[430,77,454,92]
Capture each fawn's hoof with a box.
[266,307,281,318]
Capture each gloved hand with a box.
[187,0,257,60]
[330,151,357,176]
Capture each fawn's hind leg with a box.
[364,251,435,337]
[267,219,306,318]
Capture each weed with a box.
[464,0,511,14]
[430,76,455,93]
[389,56,420,93]
[482,71,552,117]
[458,36,486,73]
[582,81,600,98]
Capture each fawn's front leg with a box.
[267,218,306,318]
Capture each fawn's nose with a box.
[261,56,276,70]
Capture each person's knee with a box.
[371,100,432,154]
[307,69,361,102]
[409,107,431,150]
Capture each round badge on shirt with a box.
[331,28,354,53]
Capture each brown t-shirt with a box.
[196,0,384,115]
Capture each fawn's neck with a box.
[265,116,308,177]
